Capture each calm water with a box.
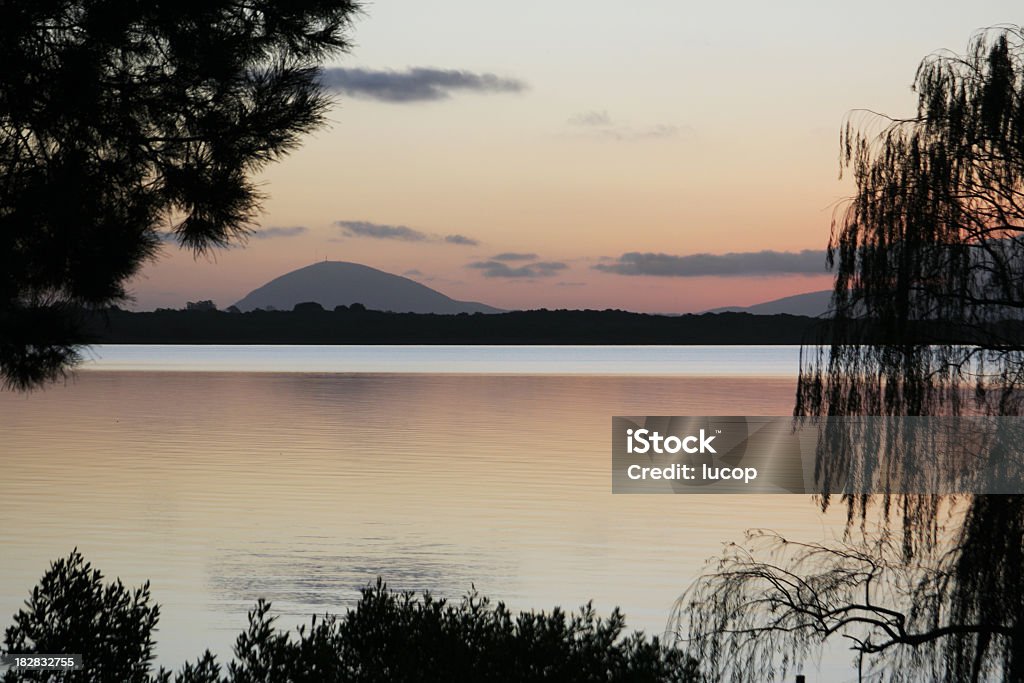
[75,344,804,376]
[0,346,850,675]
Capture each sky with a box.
[130,1,1023,313]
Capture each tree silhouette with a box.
[675,26,1024,681]
[0,0,359,389]
[795,26,1024,545]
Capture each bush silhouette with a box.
[2,551,160,683]
[3,554,697,682]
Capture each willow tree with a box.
[0,0,359,390]
[675,27,1024,682]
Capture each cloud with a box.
[251,226,308,239]
[156,225,306,250]
[445,234,480,246]
[402,269,465,285]
[594,250,828,277]
[337,220,428,242]
[319,67,527,103]
[566,110,684,141]
[491,252,538,262]
[612,124,680,140]
[568,110,612,127]
[468,260,568,278]
[336,220,480,247]
[590,124,680,141]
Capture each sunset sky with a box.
[130,1,1021,313]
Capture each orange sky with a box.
[127,1,1020,313]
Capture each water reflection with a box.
[0,370,845,667]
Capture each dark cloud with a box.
[491,252,538,261]
[593,250,828,277]
[337,220,427,242]
[445,234,480,246]
[319,67,527,103]
[156,225,306,250]
[251,226,308,239]
[156,230,237,249]
[336,220,479,247]
[468,260,568,278]
[403,269,425,277]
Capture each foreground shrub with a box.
[2,551,159,683]
[3,552,696,682]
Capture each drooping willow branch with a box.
[669,529,1011,683]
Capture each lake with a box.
[0,345,850,674]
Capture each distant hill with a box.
[707,290,832,317]
[233,261,503,314]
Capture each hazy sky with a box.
[131,1,1022,312]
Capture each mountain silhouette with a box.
[706,290,831,317]
[233,261,503,314]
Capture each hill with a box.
[233,261,502,314]
[707,290,831,317]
